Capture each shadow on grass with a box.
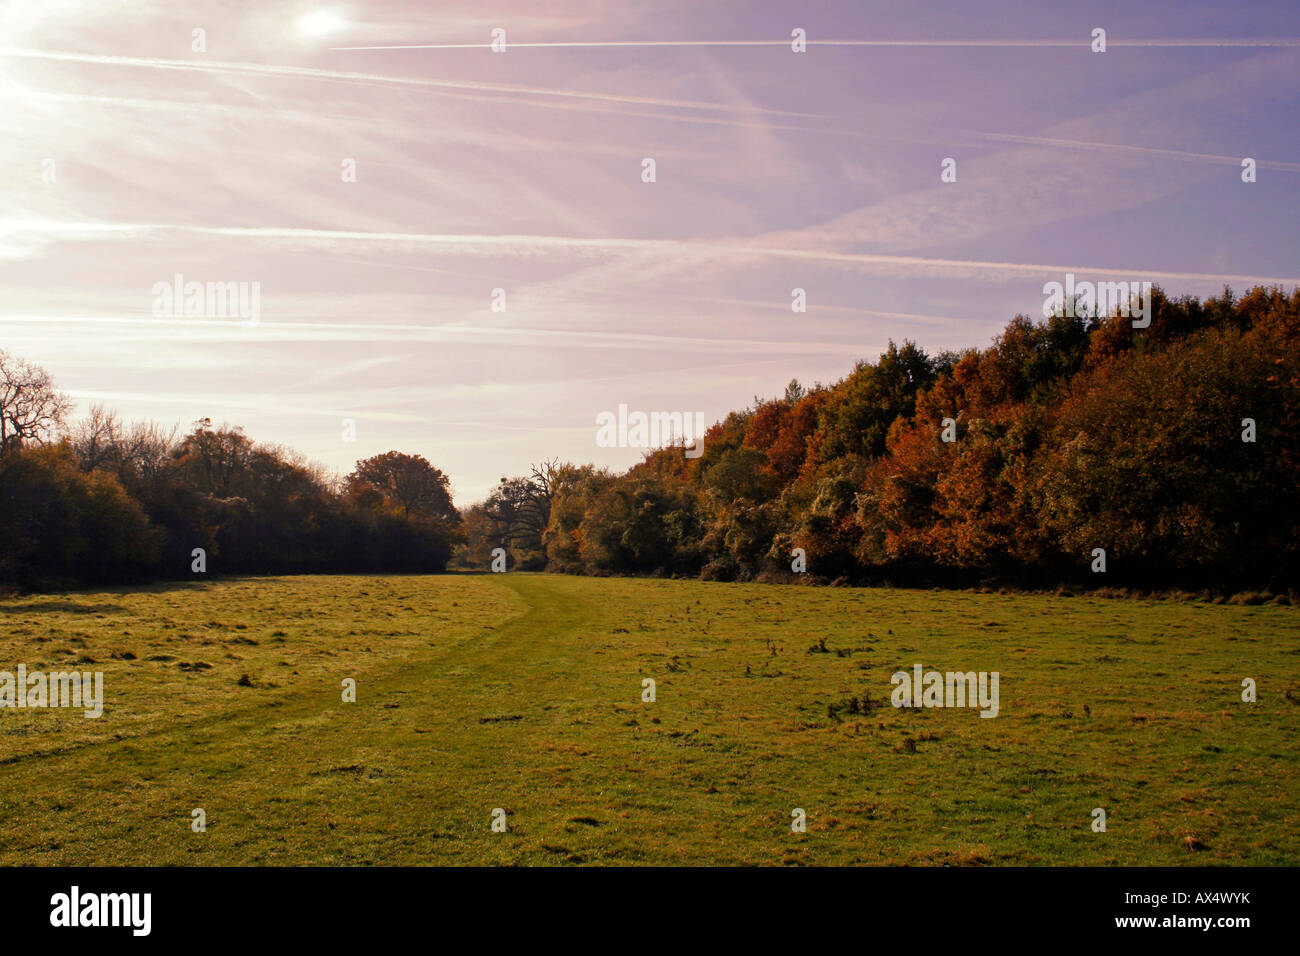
[0,571,478,611]
[0,578,221,613]
[0,601,128,615]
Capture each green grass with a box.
[1,573,1296,865]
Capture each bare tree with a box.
[118,419,179,486]
[482,459,561,547]
[71,407,179,493]
[0,349,72,452]
[70,403,123,471]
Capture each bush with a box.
[0,444,161,589]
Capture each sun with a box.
[297,10,347,39]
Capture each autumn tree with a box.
[346,451,457,524]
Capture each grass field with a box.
[1,573,1297,866]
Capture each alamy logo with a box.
[152,273,261,327]
[50,886,151,936]
[0,665,103,718]
[1042,273,1152,328]
[891,664,1000,718]
[595,404,705,458]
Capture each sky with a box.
[1,0,1298,502]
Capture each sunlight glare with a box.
[297,10,346,39]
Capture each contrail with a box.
[1,313,882,356]
[8,50,1290,172]
[332,38,1300,51]
[10,219,1300,285]
[956,130,1300,172]
[0,47,814,116]
[748,246,1300,286]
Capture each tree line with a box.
[461,285,1300,593]
[0,351,461,591]
[5,284,1296,593]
